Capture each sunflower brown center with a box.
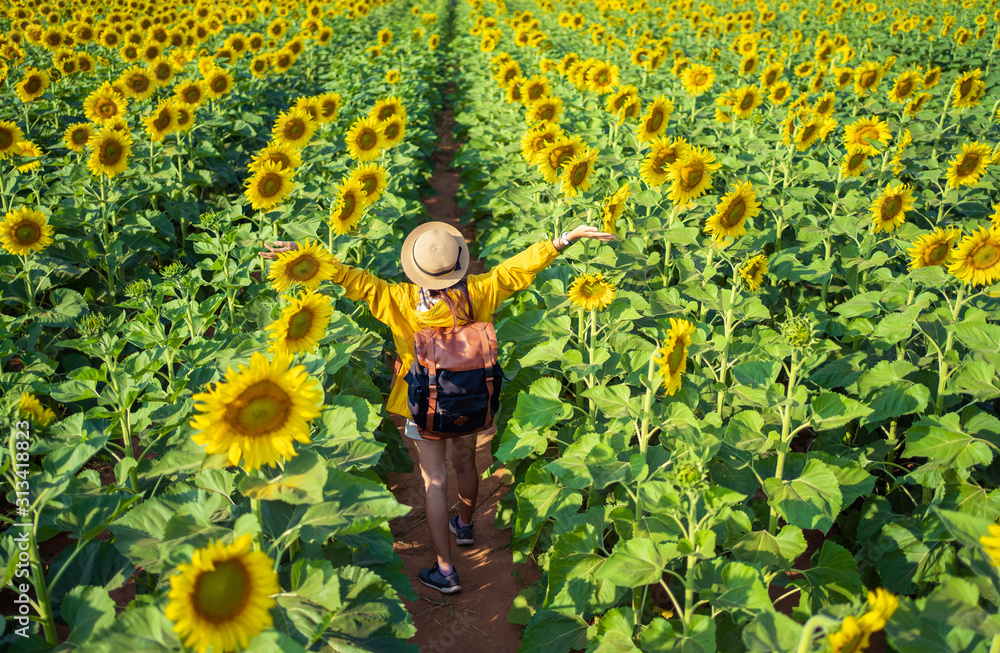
[14,221,40,245]
[765,70,777,85]
[580,280,602,297]
[129,75,149,93]
[897,80,912,97]
[183,87,201,103]
[693,71,707,85]
[0,130,12,149]
[682,165,703,189]
[101,141,122,164]
[358,130,377,150]
[25,77,42,94]
[860,71,877,88]
[192,558,251,623]
[848,151,867,169]
[269,153,290,168]
[926,243,949,264]
[858,126,879,145]
[285,120,305,140]
[212,76,227,92]
[800,124,817,142]
[971,241,1000,269]
[288,255,319,281]
[721,199,746,227]
[570,161,589,185]
[361,176,377,193]
[287,308,315,340]
[667,341,685,373]
[339,193,357,220]
[817,99,831,113]
[882,196,902,219]
[648,109,664,131]
[384,123,400,139]
[260,173,282,197]
[957,154,980,176]
[230,379,292,435]
[154,111,171,130]
[739,94,755,111]
[97,98,117,117]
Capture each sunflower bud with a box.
[161,262,185,280]
[198,211,222,229]
[673,463,703,489]
[124,279,151,299]
[781,315,816,349]
[76,312,107,337]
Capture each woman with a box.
[262,222,614,593]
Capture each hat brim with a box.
[400,221,471,290]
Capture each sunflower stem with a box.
[251,495,264,552]
[575,309,586,410]
[21,255,36,309]
[715,282,737,418]
[588,309,597,422]
[935,284,965,415]
[26,523,58,645]
[769,347,800,536]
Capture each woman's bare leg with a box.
[451,434,478,526]
[413,437,452,570]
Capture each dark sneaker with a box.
[449,515,474,546]
[418,564,462,594]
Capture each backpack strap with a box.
[424,333,438,433]
[478,323,497,428]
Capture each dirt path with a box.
[385,87,538,653]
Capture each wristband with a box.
[559,232,572,248]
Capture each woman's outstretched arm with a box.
[260,241,400,323]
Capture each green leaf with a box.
[54,494,121,541]
[723,411,775,454]
[521,336,570,366]
[239,450,328,504]
[587,607,640,653]
[832,290,884,318]
[860,381,930,426]
[902,413,994,484]
[640,614,716,653]
[947,320,1000,353]
[545,523,606,613]
[810,392,873,429]
[286,470,410,544]
[791,541,864,612]
[695,560,772,615]
[585,443,631,490]
[731,360,781,389]
[742,612,804,653]
[857,360,918,397]
[61,585,116,646]
[597,537,677,587]
[521,610,588,653]
[583,384,641,419]
[41,434,109,478]
[313,396,385,471]
[514,483,583,553]
[731,526,807,570]
[31,289,86,327]
[511,377,572,431]
[763,459,842,533]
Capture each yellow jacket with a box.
[329,239,562,417]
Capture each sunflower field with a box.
[2,0,1000,649]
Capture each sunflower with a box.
[204,67,234,98]
[379,116,406,149]
[0,207,54,255]
[249,54,270,78]
[740,54,760,76]
[560,149,598,197]
[174,104,197,132]
[249,142,302,174]
[602,183,630,235]
[952,69,986,109]
[149,57,175,87]
[981,520,1000,566]
[15,68,49,103]
[667,146,721,205]
[768,81,792,104]
[329,178,368,235]
[520,123,562,164]
[536,134,587,184]
[606,85,640,120]
[739,254,769,291]
[527,96,563,124]
[812,92,836,118]
[585,61,619,94]
[13,140,41,173]
[173,80,207,107]
[265,290,334,356]
[828,616,872,653]
[188,349,323,470]
[760,62,783,88]
[166,533,279,653]
[843,117,892,154]
[636,96,673,142]
[18,393,56,426]
[840,147,870,178]
[907,227,961,269]
[505,77,527,104]
[832,66,853,89]
[922,66,942,88]
[568,273,616,311]
[293,96,322,123]
[869,182,914,233]
[705,181,760,242]
[345,116,384,162]
[0,120,24,159]
[853,61,884,95]
[945,141,991,188]
[245,160,295,211]
[119,65,155,101]
[347,163,388,205]
[654,318,696,396]
[948,227,1000,286]
[680,63,715,96]
[640,136,691,187]
[385,69,400,84]
[87,127,132,178]
[144,100,178,142]
[271,108,316,150]
[267,240,336,293]
[495,60,522,86]
[905,92,933,117]
[730,85,763,119]
[316,92,341,123]
[887,70,922,103]
[371,96,407,124]
[795,113,836,151]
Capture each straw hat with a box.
[400,222,470,290]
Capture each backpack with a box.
[404,321,503,440]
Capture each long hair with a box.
[427,278,474,330]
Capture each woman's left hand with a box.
[260,240,299,260]
[569,225,615,243]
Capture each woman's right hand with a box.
[259,240,299,260]
[569,224,615,244]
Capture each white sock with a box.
[438,562,453,576]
